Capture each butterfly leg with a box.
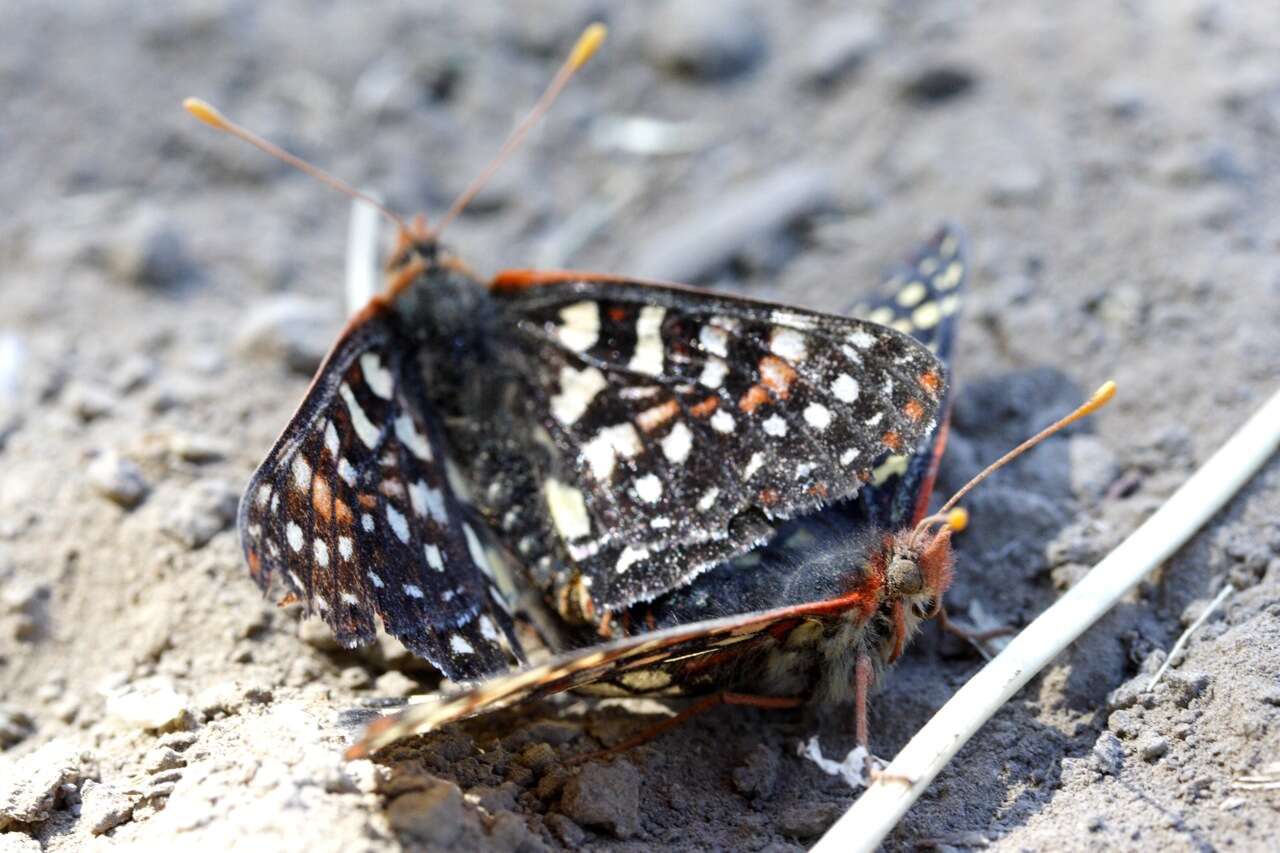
[936,606,1016,649]
[854,653,912,786]
[570,692,803,764]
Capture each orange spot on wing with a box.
[690,396,719,418]
[636,399,680,433]
[247,549,263,581]
[759,355,797,399]
[334,499,354,526]
[903,399,925,423]
[739,385,770,413]
[918,371,942,396]
[312,477,333,521]
[882,431,903,451]
[607,306,628,323]
[358,493,378,509]
[277,591,300,607]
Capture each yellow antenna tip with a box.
[183,97,228,130]
[568,23,607,70]
[1083,380,1117,415]
[946,507,969,533]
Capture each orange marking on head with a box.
[385,257,428,301]
[918,370,942,397]
[312,476,333,521]
[903,399,926,423]
[357,493,378,510]
[758,355,797,399]
[919,527,956,608]
[690,396,719,418]
[334,499,354,526]
[882,431,903,451]
[636,399,680,433]
[739,384,770,413]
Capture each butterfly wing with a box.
[492,276,947,612]
[238,306,521,681]
[347,593,863,758]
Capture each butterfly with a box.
[190,24,1105,764]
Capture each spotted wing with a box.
[347,596,857,758]
[492,276,945,612]
[238,308,520,681]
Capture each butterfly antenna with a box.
[428,22,607,239]
[183,97,410,234]
[914,381,1117,542]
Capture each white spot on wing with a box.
[840,448,860,465]
[386,505,410,543]
[394,413,433,461]
[362,513,375,532]
[832,373,860,403]
[450,635,475,654]
[582,423,642,480]
[341,591,359,605]
[697,488,719,511]
[763,414,788,437]
[865,411,884,428]
[403,584,424,598]
[338,536,353,560]
[313,539,329,567]
[710,409,735,434]
[615,545,650,574]
[368,571,384,588]
[699,323,729,357]
[661,421,693,464]
[744,452,765,480]
[551,365,607,425]
[769,327,808,362]
[628,305,667,376]
[424,543,444,571]
[479,615,500,642]
[544,478,591,540]
[847,329,876,350]
[698,356,728,389]
[634,473,663,504]
[805,403,832,431]
[360,353,394,399]
[463,524,489,572]
[286,522,304,552]
[339,383,381,448]
[338,457,357,487]
[291,455,311,492]
[409,479,447,522]
[324,421,339,456]
[556,301,600,352]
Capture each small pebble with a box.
[78,779,134,835]
[901,65,976,104]
[517,742,557,775]
[159,478,238,549]
[65,383,118,422]
[143,746,186,774]
[104,211,193,288]
[87,451,150,509]
[167,432,228,463]
[1091,731,1124,775]
[559,760,640,839]
[105,677,191,731]
[373,670,421,698]
[0,706,34,749]
[778,802,841,839]
[643,0,766,81]
[0,740,88,830]
[732,743,779,799]
[1138,734,1169,762]
[546,812,585,846]
[386,780,465,847]
[987,163,1048,207]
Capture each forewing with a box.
[493,277,945,609]
[238,309,520,681]
[348,602,825,758]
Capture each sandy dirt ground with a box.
[2,1,1279,850]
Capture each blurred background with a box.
[2,2,1278,851]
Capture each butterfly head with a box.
[884,524,956,619]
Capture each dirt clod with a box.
[559,760,641,839]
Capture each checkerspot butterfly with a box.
[187,24,1113,761]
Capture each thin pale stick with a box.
[1147,583,1234,691]
[183,98,408,232]
[429,23,607,238]
[813,384,1280,853]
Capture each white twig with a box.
[1147,583,1235,691]
[345,199,382,316]
[814,385,1280,853]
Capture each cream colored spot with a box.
[918,256,939,276]
[386,505,410,543]
[763,414,788,437]
[615,545,650,575]
[912,302,942,330]
[697,488,719,511]
[867,307,894,326]
[940,294,961,315]
[339,383,381,448]
[338,536,353,560]
[291,455,311,491]
[362,513,375,532]
[479,615,500,642]
[847,329,876,349]
[556,301,600,352]
[360,352,394,399]
[699,323,729,357]
[744,452,765,480]
[891,318,914,334]
[424,543,444,571]
[710,409,735,434]
[338,457,357,487]
[313,539,329,568]
[769,327,808,362]
[324,421,340,456]
[403,584,424,598]
[450,634,474,655]
[937,260,963,290]
[940,234,960,258]
[805,403,832,431]
[463,524,489,572]
[544,478,591,540]
[840,447,860,465]
[368,571,384,588]
[395,413,433,461]
[551,365,608,425]
[628,305,667,376]
[865,412,884,427]
[897,281,928,308]
[832,373,860,403]
[634,474,662,504]
[286,522,304,552]
[582,423,643,481]
[341,591,359,605]
[699,356,728,389]
[873,453,910,485]
[661,421,693,464]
